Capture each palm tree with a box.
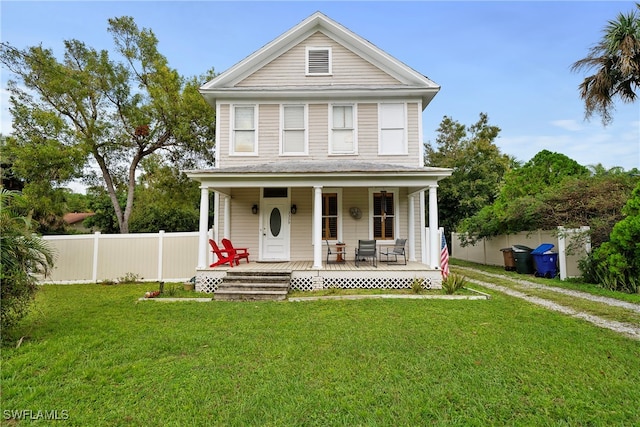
[571,4,640,125]
[0,189,54,333]
[587,163,627,176]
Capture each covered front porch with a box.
[195,259,442,294]
[185,161,453,294]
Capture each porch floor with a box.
[226,260,433,273]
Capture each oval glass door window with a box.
[270,208,282,237]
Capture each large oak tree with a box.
[0,16,216,233]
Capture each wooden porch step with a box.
[217,282,289,292]
[214,289,288,302]
[223,275,291,283]
[214,270,290,301]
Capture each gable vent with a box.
[307,47,331,75]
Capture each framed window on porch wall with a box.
[321,189,342,241]
[371,190,396,240]
[231,104,257,155]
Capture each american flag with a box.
[440,233,450,279]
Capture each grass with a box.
[452,258,640,304]
[287,286,476,299]
[2,282,639,426]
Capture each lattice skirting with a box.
[196,269,442,294]
[195,270,225,293]
[290,272,442,292]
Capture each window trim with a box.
[313,188,343,243]
[368,188,399,241]
[280,104,308,156]
[378,102,408,156]
[306,46,332,76]
[230,104,258,156]
[329,103,358,155]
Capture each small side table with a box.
[335,243,346,263]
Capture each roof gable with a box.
[235,31,402,88]
[201,12,439,105]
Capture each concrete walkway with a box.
[455,265,640,341]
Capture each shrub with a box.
[410,278,424,294]
[590,182,640,293]
[0,190,54,334]
[117,272,141,284]
[441,273,468,295]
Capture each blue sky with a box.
[2,1,639,171]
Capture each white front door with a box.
[260,198,290,261]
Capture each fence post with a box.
[158,230,165,282]
[557,226,567,280]
[92,232,101,283]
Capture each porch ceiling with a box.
[184,161,452,193]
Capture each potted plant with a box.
[183,277,195,291]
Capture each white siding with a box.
[217,101,421,167]
[227,188,261,252]
[355,103,378,160]
[289,187,314,260]
[237,32,401,87]
[308,103,329,158]
[258,104,279,158]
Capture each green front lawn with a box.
[2,283,639,426]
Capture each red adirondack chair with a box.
[221,238,250,265]
[209,239,236,268]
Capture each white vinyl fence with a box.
[41,231,204,284]
[451,227,591,280]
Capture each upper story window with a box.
[281,104,307,155]
[232,105,257,155]
[379,103,407,155]
[306,47,332,75]
[330,104,356,154]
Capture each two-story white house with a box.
[186,12,452,294]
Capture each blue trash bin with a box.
[531,243,558,278]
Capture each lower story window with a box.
[373,191,394,240]
[322,193,338,240]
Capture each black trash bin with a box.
[500,248,516,271]
[512,245,534,274]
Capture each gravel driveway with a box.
[456,265,640,341]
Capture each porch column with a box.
[428,184,440,270]
[197,186,210,269]
[312,185,323,269]
[223,194,231,239]
[408,194,416,261]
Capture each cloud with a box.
[551,119,582,131]
[499,131,638,171]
